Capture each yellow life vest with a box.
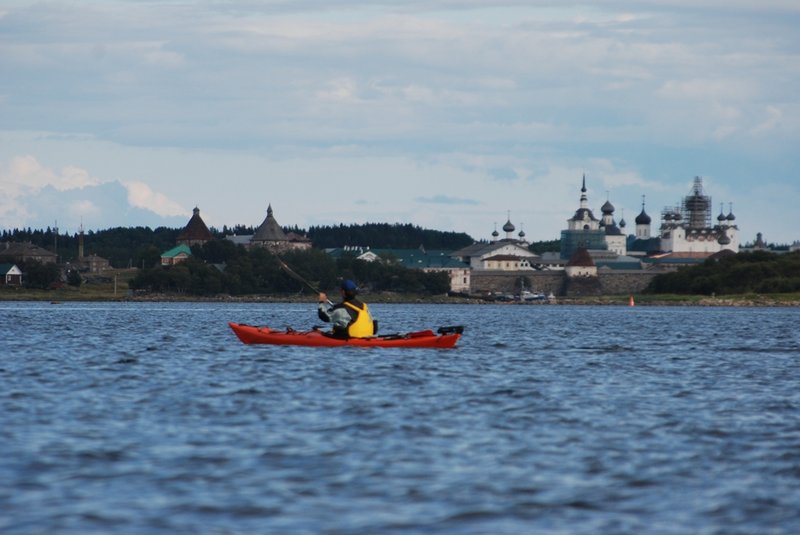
[343,301,375,337]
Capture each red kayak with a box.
[229,322,463,348]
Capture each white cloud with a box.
[3,156,103,193]
[123,181,188,217]
[0,155,189,229]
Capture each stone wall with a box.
[470,271,563,295]
[597,270,659,295]
[470,269,659,296]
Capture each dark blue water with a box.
[1,302,799,534]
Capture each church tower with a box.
[635,195,652,239]
[560,175,607,259]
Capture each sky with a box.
[1,1,799,245]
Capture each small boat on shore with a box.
[229,322,464,348]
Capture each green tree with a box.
[21,260,61,289]
[66,268,82,287]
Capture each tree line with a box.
[2,222,474,267]
[646,250,800,295]
[128,243,450,296]
[3,223,560,295]
[306,223,474,249]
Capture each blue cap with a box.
[341,279,358,291]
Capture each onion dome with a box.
[601,200,615,214]
[491,229,499,238]
[619,217,627,228]
[502,219,515,233]
[518,229,526,239]
[635,209,651,225]
[718,233,731,245]
[725,202,736,222]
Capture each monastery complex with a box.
[3,174,795,298]
[151,174,796,297]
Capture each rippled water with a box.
[1,301,799,534]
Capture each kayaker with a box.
[318,279,376,338]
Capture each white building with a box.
[655,177,739,254]
[451,214,541,271]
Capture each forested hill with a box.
[307,223,474,249]
[647,250,800,294]
[1,222,475,267]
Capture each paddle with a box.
[275,256,333,305]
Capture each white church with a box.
[559,174,739,266]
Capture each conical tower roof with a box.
[566,247,595,267]
[253,204,289,242]
[177,207,213,244]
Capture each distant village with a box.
[2,176,798,297]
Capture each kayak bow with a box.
[229,322,463,348]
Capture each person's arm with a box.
[318,293,332,322]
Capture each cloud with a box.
[123,181,188,218]
[3,156,103,194]
[1,2,798,243]
[0,155,189,230]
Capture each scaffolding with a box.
[682,176,712,230]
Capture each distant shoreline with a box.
[2,290,799,307]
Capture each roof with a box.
[253,204,289,242]
[0,242,58,259]
[451,242,492,258]
[451,240,536,260]
[177,207,213,242]
[225,235,253,246]
[285,231,311,243]
[593,254,644,270]
[566,247,595,267]
[642,252,715,266]
[161,244,193,258]
[571,208,598,222]
[0,263,20,274]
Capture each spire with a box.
[78,218,85,259]
[579,174,589,209]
